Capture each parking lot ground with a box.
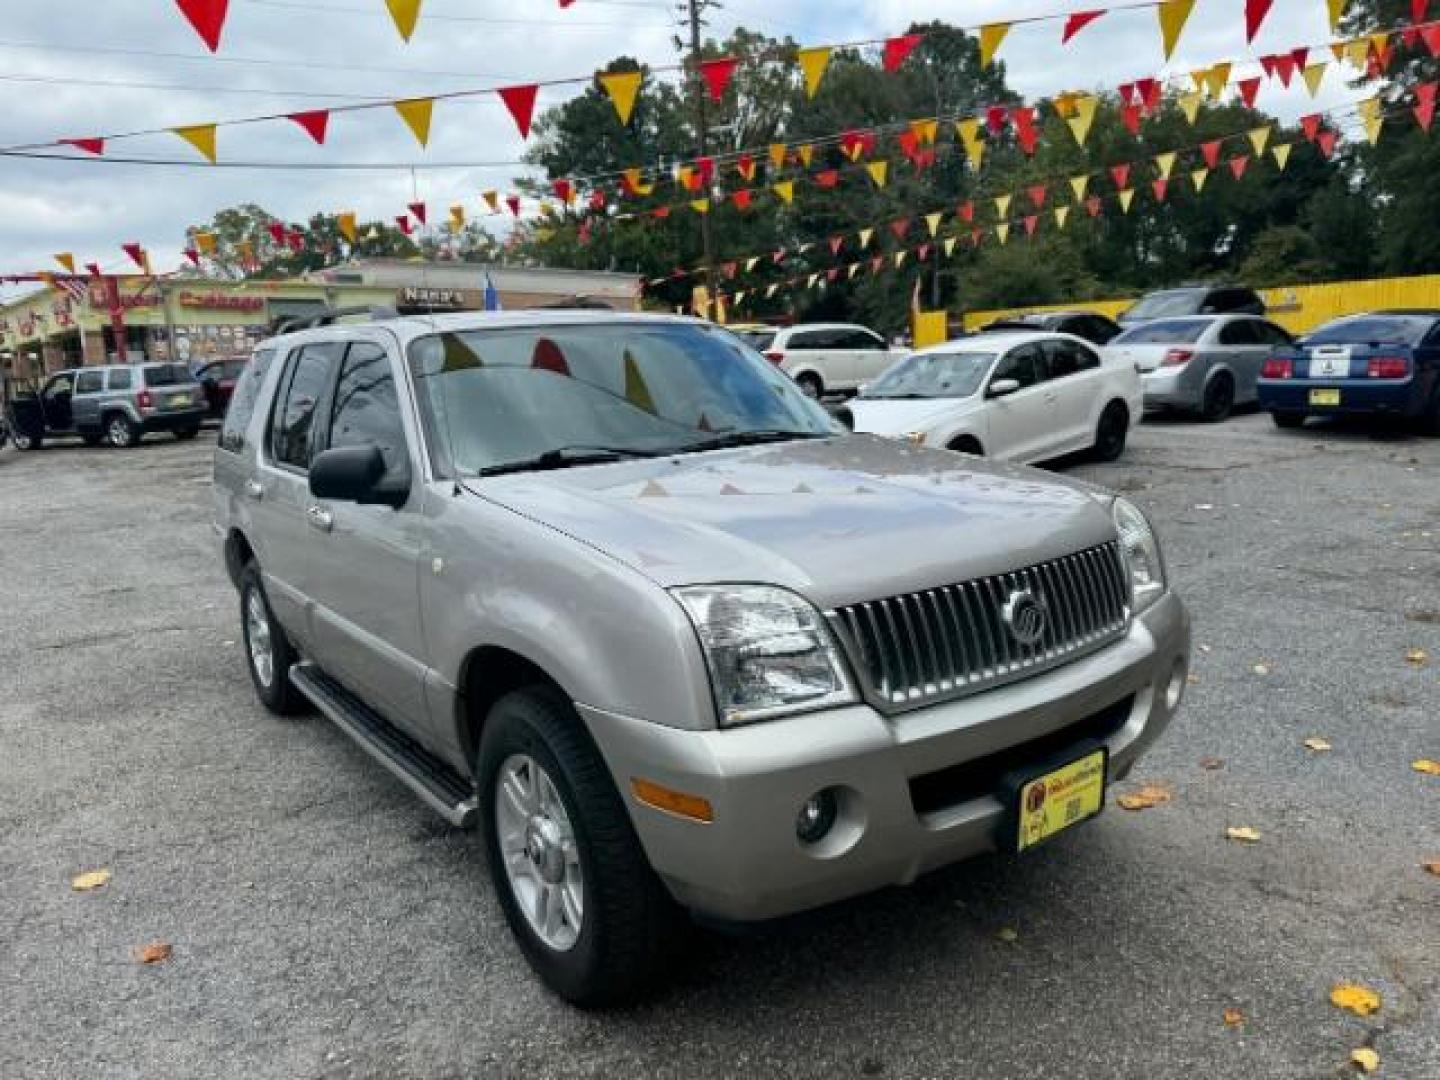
[1,412,1437,1080]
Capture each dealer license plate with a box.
[170,393,191,407]
[1015,749,1107,853]
[1309,388,1341,406]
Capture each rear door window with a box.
[1218,320,1261,346]
[74,370,104,394]
[142,364,192,387]
[992,345,1043,390]
[107,367,132,391]
[270,343,342,469]
[1044,339,1100,378]
[220,349,274,454]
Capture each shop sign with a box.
[398,286,484,311]
[177,291,265,312]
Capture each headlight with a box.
[903,431,927,445]
[673,585,857,727]
[1112,497,1166,613]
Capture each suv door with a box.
[983,344,1054,461]
[251,341,344,651]
[1041,338,1105,450]
[41,373,76,433]
[70,369,106,434]
[302,341,428,729]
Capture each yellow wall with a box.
[962,273,1440,335]
[911,309,948,348]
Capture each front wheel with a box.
[106,414,140,448]
[11,429,40,451]
[1092,401,1129,462]
[478,686,684,1007]
[1272,411,1306,429]
[1199,373,1235,422]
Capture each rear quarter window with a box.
[219,349,275,454]
[1113,319,1210,345]
[141,364,193,387]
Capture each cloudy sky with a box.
[0,0,1359,292]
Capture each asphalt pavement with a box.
[1,412,1436,1079]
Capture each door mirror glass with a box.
[988,378,1021,398]
[309,445,408,508]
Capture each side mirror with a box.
[988,378,1022,398]
[310,445,409,508]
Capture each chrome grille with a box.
[828,542,1130,712]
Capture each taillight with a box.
[1366,356,1409,379]
[1261,357,1293,379]
[136,388,153,409]
[764,351,784,365]
[1161,349,1193,367]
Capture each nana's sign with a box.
[398,286,484,311]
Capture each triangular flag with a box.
[1423,24,1440,57]
[122,243,146,269]
[1027,184,1048,210]
[1067,94,1098,146]
[797,46,831,98]
[865,161,888,188]
[890,218,910,240]
[61,137,105,156]
[385,0,423,42]
[498,85,539,138]
[1118,188,1135,213]
[1229,154,1250,179]
[1345,38,1370,70]
[176,0,229,52]
[408,200,428,225]
[1272,53,1297,86]
[995,223,1011,245]
[768,142,787,169]
[1070,174,1090,202]
[1191,167,1209,193]
[184,249,201,268]
[1272,143,1293,169]
[858,227,874,248]
[1245,0,1275,43]
[1152,178,1169,202]
[1110,163,1131,190]
[699,57,739,101]
[1359,96,1384,144]
[893,251,907,269]
[1178,91,1202,124]
[1327,0,1347,31]
[1158,0,1197,60]
[979,23,1011,68]
[745,256,760,272]
[1203,62,1232,100]
[796,144,815,167]
[173,124,217,163]
[395,215,414,237]
[829,235,844,255]
[1062,10,1105,44]
[925,211,943,237]
[731,190,753,213]
[54,253,76,274]
[1414,0,1430,23]
[288,110,330,144]
[1054,206,1071,229]
[1301,113,1322,141]
[194,231,217,254]
[1121,103,1142,136]
[394,98,435,147]
[994,194,1012,219]
[882,34,923,72]
[958,200,975,222]
[449,205,465,231]
[1415,82,1437,132]
[736,154,757,182]
[814,169,839,188]
[1201,140,1222,168]
[507,195,522,217]
[773,180,794,204]
[1248,126,1271,156]
[910,118,939,146]
[956,118,985,169]
[690,199,710,214]
[1022,215,1039,238]
[943,237,958,256]
[623,350,656,413]
[1154,151,1176,180]
[267,221,286,245]
[1317,129,1338,158]
[482,190,500,212]
[598,71,643,125]
[1237,76,1262,108]
[1302,62,1328,96]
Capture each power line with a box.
[0,73,418,102]
[239,0,670,27]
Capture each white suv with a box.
[757,323,905,398]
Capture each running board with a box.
[289,661,479,829]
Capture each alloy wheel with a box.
[245,591,275,689]
[495,753,585,952]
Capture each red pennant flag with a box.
[840,129,869,160]
[985,106,1008,134]
[829,236,844,255]
[1300,113,1322,142]
[1415,82,1437,131]
[897,129,919,159]
[1062,10,1104,43]
[1118,82,1137,105]
[871,256,885,274]
[395,216,413,235]
[589,190,607,212]
[1110,163,1131,189]
[288,110,330,144]
[85,262,101,276]
[498,84,539,138]
[287,231,304,252]
[1272,53,1297,86]
[1027,184,1048,209]
[882,33,922,72]
[772,249,786,264]
[695,156,716,184]
[1259,54,1278,79]
[1137,77,1162,111]
[1229,154,1250,180]
[1085,196,1102,217]
[408,201,427,225]
[1121,103,1142,135]
[652,206,671,219]
[1414,0,1430,22]
[1237,77,1262,108]
[532,338,571,376]
[913,148,936,171]
[1372,40,1394,72]
[1201,140,1222,167]
[1421,25,1440,55]
[732,189,753,210]
[184,248,201,267]
[1012,107,1038,155]
[917,243,930,260]
[1290,46,1309,71]
[1244,0,1274,43]
[814,169,840,188]
[122,243,146,269]
[267,221,286,244]
[958,200,975,222]
[723,262,738,280]
[552,179,572,204]
[1316,129,1338,158]
[62,137,105,156]
[176,0,229,53]
[1022,215,1039,238]
[736,153,756,181]
[577,219,592,246]
[699,57,739,101]
[506,194,522,216]
[1152,178,1169,202]
[1404,26,1422,47]
[826,267,840,282]
[890,218,910,239]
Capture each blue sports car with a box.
[1257,310,1440,433]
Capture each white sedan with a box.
[840,331,1142,463]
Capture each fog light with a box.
[796,788,839,844]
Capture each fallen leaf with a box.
[1252,663,1271,676]
[996,927,1018,943]
[1186,672,1201,685]
[1222,1007,1244,1027]
[136,941,172,965]
[1350,1047,1380,1073]
[1303,737,1333,753]
[1330,983,1381,1016]
[1413,759,1440,776]
[1117,784,1172,811]
[70,869,112,892]
[1199,756,1225,771]
[1405,647,1429,666]
[1422,861,1440,877]
[1225,826,1262,844]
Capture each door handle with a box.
[244,479,264,501]
[306,505,334,533]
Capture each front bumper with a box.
[581,589,1191,921]
[1256,379,1424,418]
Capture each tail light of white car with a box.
[1261,357,1294,379]
[1365,356,1410,379]
[1161,348,1194,367]
[764,351,785,365]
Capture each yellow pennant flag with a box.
[1178,91,1202,124]
[1358,97,1384,144]
[865,161,888,188]
[449,205,465,232]
[1157,0,1197,61]
[979,23,1011,68]
[768,142,787,169]
[858,227,874,249]
[910,118,939,146]
[54,253,76,274]
[1302,62,1328,96]
[1247,126,1272,157]
[797,46,831,98]
[994,194,1012,219]
[1070,174,1090,202]
[807,273,819,289]
[797,144,815,167]
[1329,41,1347,62]
[956,118,985,170]
[1154,152,1176,181]
[1272,143,1292,170]
[1054,205,1071,230]
[893,251,907,269]
[394,98,435,147]
[943,237,957,257]
[676,165,695,190]
[1052,92,1079,119]
[482,190,500,212]
[1203,62,1231,101]
[733,290,746,306]
[848,263,860,279]
[1067,94,1098,146]
[1118,188,1135,213]
[1327,0,1347,31]
[995,223,1010,246]
[1189,70,1208,93]
[1191,167,1209,193]
[174,124,217,163]
[598,71,643,126]
[772,180,794,204]
[385,0,424,41]
[194,231,217,255]
[925,211,943,237]
[766,283,779,298]
[1345,38,1370,69]
[623,351,656,413]
[691,198,710,214]
[337,212,357,243]
[745,256,760,272]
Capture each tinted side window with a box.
[992,345,1042,390]
[75,370,104,394]
[108,367,132,391]
[1218,320,1260,345]
[220,350,274,454]
[841,329,886,350]
[1084,317,1121,344]
[326,344,409,479]
[1257,321,1293,345]
[786,330,833,350]
[1045,340,1100,378]
[270,344,340,469]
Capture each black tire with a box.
[105,413,140,448]
[1092,401,1129,462]
[174,426,201,441]
[1199,373,1235,422]
[478,686,685,1007]
[12,429,41,451]
[238,562,308,716]
[795,372,823,400]
[82,432,104,447]
[1272,411,1306,429]
[947,435,984,456]
[1419,393,1440,436]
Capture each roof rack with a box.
[275,305,400,334]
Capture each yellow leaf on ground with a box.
[1350,1047,1380,1072]
[1199,756,1225,771]
[1222,1007,1244,1027]
[1252,663,1271,676]
[1404,647,1428,666]
[1413,759,1440,775]
[1226,826,1261,844]
[1186,672,1201,685]
[1330,983,1381,1016]
[70,869,112,892]
[996,927,1018,943]
[136,941,173,965]
[1117,784,1173,811]
[1423,860,1440,877]
[1304,737,1333,752]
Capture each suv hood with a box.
[469,435,1118,609]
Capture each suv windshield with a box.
[409,322,834,475]
[1114,319,1210,345]
[861,351,996,399]
[142,363,193,387]
[1304,315,1434,346]
[1125,290,1204,321]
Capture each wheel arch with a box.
[456,644,571,774]
[224,528,256,588]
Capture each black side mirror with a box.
[310,445,409,508]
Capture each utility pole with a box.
[681,0,719,319]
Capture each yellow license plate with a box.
[1016,750,1106,852]
[1309,388,1340,406]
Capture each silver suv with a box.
[214,312,1190,1005]
[7,363,207,450]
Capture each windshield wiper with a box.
[475,445,664,477]
[670,429,829,454]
